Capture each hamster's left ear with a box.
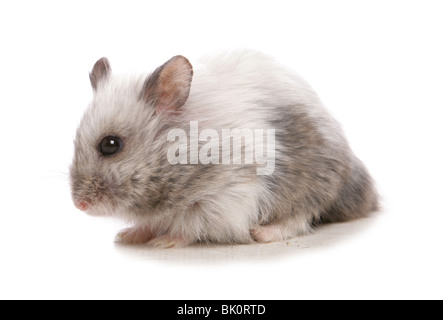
[141,55,193,114]
[90,57,111,92]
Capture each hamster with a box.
[70,50,378,248]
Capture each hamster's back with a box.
[191,50,379,228]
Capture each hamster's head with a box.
[70,56,193,218]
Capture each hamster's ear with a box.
[141,55,193,114]
[90,57,111,91]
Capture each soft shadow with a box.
[113,216,378,264]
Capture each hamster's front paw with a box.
[148,234,193,249]
[115,226,153,244]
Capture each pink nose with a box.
[76,201,89,211]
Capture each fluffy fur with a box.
[70,50,378,248]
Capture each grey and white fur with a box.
[70,50,378,248]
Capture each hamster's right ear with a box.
[89,57,111,91]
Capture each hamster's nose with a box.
[75,201,89,211]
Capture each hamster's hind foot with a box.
[250,225,284,243]
[251,217,311,243]
[148,234,194,249]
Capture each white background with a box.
[1,0,442,299]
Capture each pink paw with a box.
[250,225,284,243]
[115,227,153,244]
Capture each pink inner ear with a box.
[143,55,193,114]
[156,103,170,114]
[156,79,189,114]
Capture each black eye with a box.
[99,136,123,156]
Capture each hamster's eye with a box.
[99,136,123,156]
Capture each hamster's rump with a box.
[70,50,378,247]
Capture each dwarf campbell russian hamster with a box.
[70,50,378,248]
